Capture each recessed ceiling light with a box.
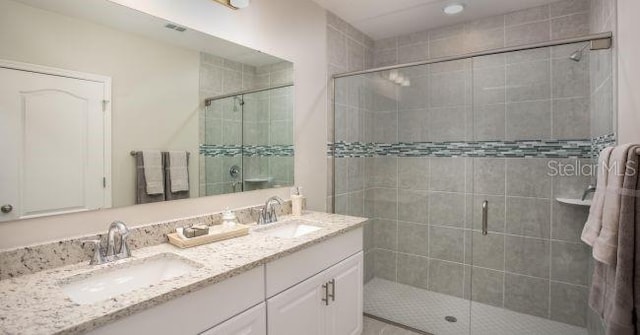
[443,3,465,15]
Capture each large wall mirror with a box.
[0,0,294,222]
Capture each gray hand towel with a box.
[163,152,190,201]
[135,152,165,204]
[589,146,640,335]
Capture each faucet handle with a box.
[81,239,106,265]
[119,231,132,258]
[252,207,267,225]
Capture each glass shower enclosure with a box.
[201,84,294,196]
[332,33,614,335]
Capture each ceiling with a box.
[13,0,286,66]
[313,0,561,40]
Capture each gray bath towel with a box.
[163,152,190,201]
[589,146,640,335]
[135,152,166,204]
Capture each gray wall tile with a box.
[504,273,550,317]
[506,100,552,140]
[471,267,504,307]
[398,157,429,190]
[429,192,467,227]
[550,282,588,327]
[505,21,551,47]
[506,60,551,102]
[474,158,506,195]
[397,253,429,289]
[506,159,552,198]
[551,13,589,39]
[430,158,467,192]
[374,248,397,281]
[506,197,551,238]
[472,232,505,270]
[366,157,398,188]
[430,226,465,262]
[505,236,550,278]
[551,241,590,285]
[398,222,429,256]
[553,97,590,139]
[505,5,550,26]
[373,218,398,250]
[398,189,428,223]
[429,260,464,298]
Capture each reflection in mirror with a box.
[0,0,294,222]
[202,84,294,195]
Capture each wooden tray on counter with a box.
[167,224,250,248]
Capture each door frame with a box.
[0,59,113,210]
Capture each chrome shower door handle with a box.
[482,200,488,235]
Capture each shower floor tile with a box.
[364,278,587,335]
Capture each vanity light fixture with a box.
[212,0,250,10]
[443,3,465,15]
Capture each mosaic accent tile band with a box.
[327,136,616,158]
[200,144,294,157]
[592,133,617,157]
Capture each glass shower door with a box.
[202,95,243,195]
[335,59,475,335]
[468,43,612,334]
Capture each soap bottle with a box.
[222,208,239,227]
[291,186,304,217]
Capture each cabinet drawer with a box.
[200,302,266,335]
[266,228,362,298]
[87,266,265,335]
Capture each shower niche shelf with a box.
[555,197,592,207]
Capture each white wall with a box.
[0,0,328,249]
[616,0,640,144]
[0,0,201,208]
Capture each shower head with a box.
[569,49,584,62]
[569,43,590,62]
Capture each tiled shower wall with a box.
[199,53,294,195]
[330,0,615,329]
[242,85,295,191]
[326,11,374,212]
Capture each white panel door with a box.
[0,67,106,221]
[200,303,266,335]
[326,252,363,335]
[267,270,327,335]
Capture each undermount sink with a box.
[61,253,201,305]
[253,219,323,238]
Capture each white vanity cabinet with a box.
[266,228,364,335]
[85,227,364,335]
[200,302,266,335]
[267,252,363,335]
[86,266,265,335]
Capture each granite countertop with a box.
[0,211,366,335]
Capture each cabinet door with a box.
[200,303,266,335]
[326,252,363,335]
[267,271,327,335]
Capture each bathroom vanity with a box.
[0,211,365,335]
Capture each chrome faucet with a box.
[256,196,284,225]
[82,221,132,265]
[582,185,597,201]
